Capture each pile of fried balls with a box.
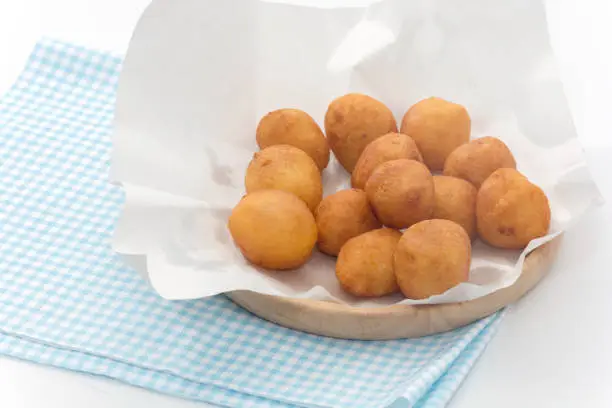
[228,94,551,300]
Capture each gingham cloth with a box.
[0,40,503,408]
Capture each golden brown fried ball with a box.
[324,93,398,173]
[400,97,471,171]
[315,189,381,256]
[433,176,477,239]
[336,228,402,297]
[476,168,551,249]
[394,219,471,299]
[365,159,434,229]
[351,132,423,189]
[228,190,317,270]
[444,136,516,188]
[245,145,322,212]
[256,108,330,170]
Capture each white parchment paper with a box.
[110,0,603,306]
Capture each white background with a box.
[0,0,611,407]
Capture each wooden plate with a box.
[228,237,561,340]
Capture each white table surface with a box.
[1,1,612,407]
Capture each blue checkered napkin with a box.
[0,40,503,408]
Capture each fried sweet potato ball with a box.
[394,219,471,299]
[324,93,398,173]
[433,175,477,239]
[256,108,330,170]
[400,97,471,171]
[228,190,317,270]
[245,145,322,212]
[444,136,516,188]
[365,159,434,229]
[315,189,381,256]
[351,132,423,189]
[476,168,551,249]
[336,228,402,297]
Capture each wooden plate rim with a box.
[228,236,561,339]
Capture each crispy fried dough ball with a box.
[351,132,423,189]
[433,176,477,239]
[336,228,402,297]
[400,97,471,171]
[476,168,551,249]
[256,108,330,170]
[228,190,317,270]
[444,136,516,188]
[365,159,434,229]
[245,145,322,212]
[324,93,398,173]
[394,219,471,299]
[315,189,381,256]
